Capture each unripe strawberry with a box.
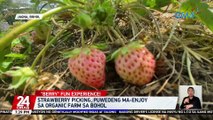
[67,48,106,89]
[113,42,156,85]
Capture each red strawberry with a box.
[114,42,156,85]
[68,48,106,88]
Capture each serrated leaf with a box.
[101,1,116,25]
[6,67,37,89]
[91,0,116,25]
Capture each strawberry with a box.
[113,42,156,85]
[67,48,106,89]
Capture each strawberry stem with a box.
[81,29,85,47]
[107,30,114,42]
[38,28,51,72]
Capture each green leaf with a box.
[9,76,28,89]
[143,0,156,8]
[155,0,172,8]
[123,0,137,3]
[180,0,213,32]
[62,0,81,6]
[5,67,37,89]
[102,1,116,25]
[197,6,213,32]
[0,47,10,61]
[95,6,107,21]
[0,60,13,72]
[7,70,22,77]
[142,0,172,9]
[6,67,36,77]
[91,0,116,25]
[63,0,71,5]
[20,67,36,76]
[11,38,21,47]
[0,47,12,72]
[5,53,27,59]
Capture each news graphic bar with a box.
[32,91,178,110]
[33,96,178,110]
[9,90,212,115]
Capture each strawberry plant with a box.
[0,2,212,116]
[4,67,37,90]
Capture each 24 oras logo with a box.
[175,8,199,19]
[12,96,30,110]
[11,95,33,115]
[17,96,30,109]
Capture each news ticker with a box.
[6,90,211,115]
[1,110,213,114]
